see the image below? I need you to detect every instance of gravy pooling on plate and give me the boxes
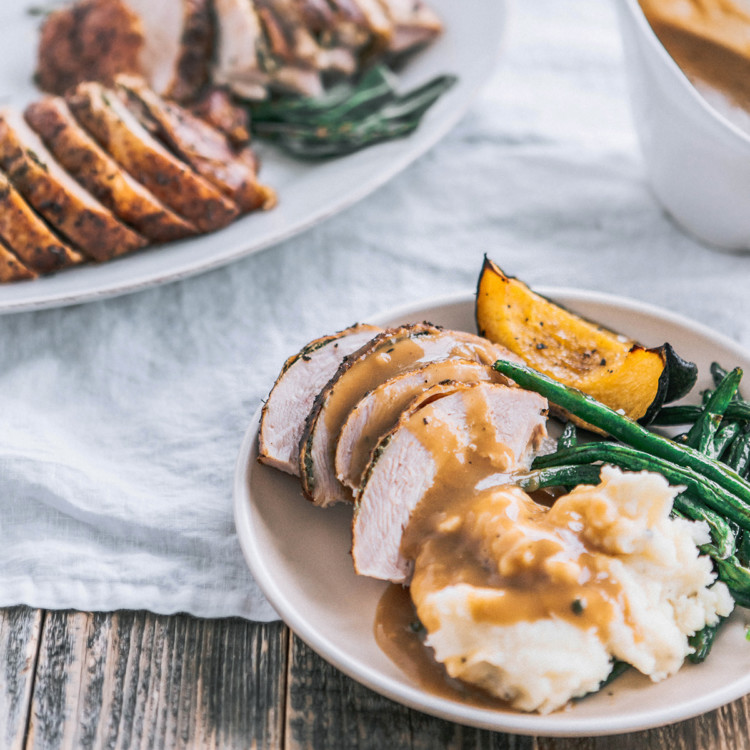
[374,583,508,710]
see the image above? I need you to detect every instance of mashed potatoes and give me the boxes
[410,466,735,714]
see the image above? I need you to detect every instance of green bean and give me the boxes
[251,72,457,158]
[250,66,396,122]
[715,557,750,607]
[675,493,736,559]
[557,422,578,450]
[684,368,742,452]
[513,464,601,493]
[737,530,750,567]
[650,406,701,426]
[532,441,750,530]
[712,362,744,400]
[688,620,724,663]
[721,403,750,421]
[493,360,750,512]
[652,402,750,426]
[710,422,743,461]
[725,432,750,475]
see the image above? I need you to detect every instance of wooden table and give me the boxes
[2,607,749,749]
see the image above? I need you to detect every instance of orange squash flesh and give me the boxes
[475,257,667,423]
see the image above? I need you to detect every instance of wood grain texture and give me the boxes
[26,611,286,750]
[0,606,43,750]
[286,632,750,750]
[285,633,534,750]
[0,608,747,749]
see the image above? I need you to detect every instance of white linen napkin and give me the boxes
[2,0,750,621]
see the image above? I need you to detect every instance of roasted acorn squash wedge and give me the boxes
[475,257,697,426]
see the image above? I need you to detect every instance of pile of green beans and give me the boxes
[249,66,457,158]
[495,359,750,663]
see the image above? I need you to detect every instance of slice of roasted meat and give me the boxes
[35,0,144,95]
[24,97,196,244]
[122,0,214,103]
[67,82,239,232]
[307,0,373,52]
[188,88,252,148]
[0,238,36,282]
[335,358,508,492]
[0,110,147,262]
[352,382,548,583]
[115,76,276,212]
[299,323,520,507]
[255,0,357,75]
[0,172,83,274]
[213,0,323,100]
[345,0,393,55]
[377,0,442,55]
[258,323,382,475]
[213,0,273,101]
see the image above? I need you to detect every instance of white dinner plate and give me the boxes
[0,0,508,314]
[234,290,750,737]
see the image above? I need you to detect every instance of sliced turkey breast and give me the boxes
[352,381,548,583]
[253,6,325,97]
[188,88,252,147]
[0,172,83,274]
[213,0,323,100]
[115,76,275,213]
[213,0,270,101]
[349,0,394,53]
[376,0,442,55]
[24,97,196,243]
[35,0,144,96]
[290,0,364,65]
[258,323,382,475]
[299,323,519,507]
[256,0,357,75]
[123,0,214,103]
[67,82,239,232]
[336,358,509,492]
[0,110,146,262]
[0,238,36,282]
[314,0,373,51]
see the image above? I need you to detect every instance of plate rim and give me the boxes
[233,288,750,737]
[0,0,511,314]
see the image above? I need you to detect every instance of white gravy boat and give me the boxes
[615,0,750,251]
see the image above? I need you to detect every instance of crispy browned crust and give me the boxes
[0,115,146,262]
[258,323,381,466]
[116,76,275,213]
[35,0,144,95]
[188,88,251,148]
[298,322,439,502]
[0,172,83,274]
[25,97,196,243]
[165,0,215,103]
[0,238,36,282]
[67,82,239,232]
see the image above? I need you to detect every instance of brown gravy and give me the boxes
[373,583,509,709]
[399,385,630,640]
[368,384,640,703]
[640,0,750,112]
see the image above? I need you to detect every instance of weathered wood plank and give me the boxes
[0,606,43,750]
[534,697,750,750]
[285,634,534,750]
[287,634,750,750]
[26,611,286,750]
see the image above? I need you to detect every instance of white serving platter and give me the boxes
[0,0,508,313]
